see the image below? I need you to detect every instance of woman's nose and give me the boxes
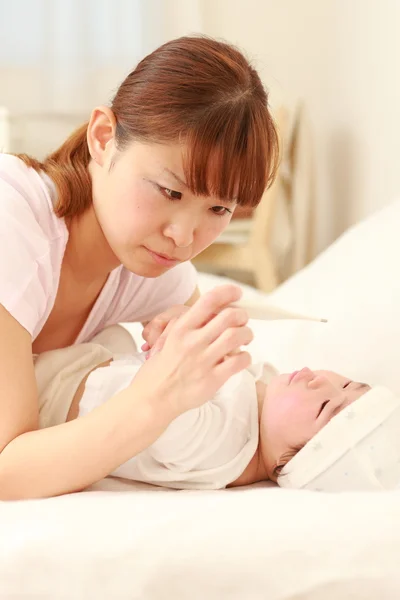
[163,220,195,248]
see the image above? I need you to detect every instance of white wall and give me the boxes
[202,0,400,252]
[2,1,399,253]
[0,0,205,162]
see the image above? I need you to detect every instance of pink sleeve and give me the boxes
[105,260,198,325]
[0,166,54,337]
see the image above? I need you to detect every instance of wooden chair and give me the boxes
[193,108,286,293]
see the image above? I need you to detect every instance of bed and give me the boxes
[2,200,400,599]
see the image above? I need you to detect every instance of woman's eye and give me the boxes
[160,186,182,200]
[343,380,352,389]
[211,206,233,217]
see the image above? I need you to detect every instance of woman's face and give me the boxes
[91,140,236,277]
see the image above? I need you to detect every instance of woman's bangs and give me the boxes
[182,103,278,207]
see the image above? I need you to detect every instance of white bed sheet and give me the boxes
[3,199,400,599]
[2,481,400,599]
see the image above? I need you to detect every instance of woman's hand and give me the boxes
[141,305,190,353]
[132,284,253,417]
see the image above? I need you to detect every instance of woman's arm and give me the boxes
[0,385,173,500]
[0,284,252,500]
[0,305,174,500]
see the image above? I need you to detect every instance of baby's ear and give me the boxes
[272,464,284,482]
[274,445,305,481]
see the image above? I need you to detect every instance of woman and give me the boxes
[0,35,278,499]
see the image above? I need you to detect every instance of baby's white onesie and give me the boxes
[79,354,277,489]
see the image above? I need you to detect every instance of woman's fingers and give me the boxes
[213,351,252,383]
[204,325,254,365]
[147,317,179,359]
[143,286,245,351]
[199,306,249,345]
[164,288,252,370]
[134,289,255,415]
[142,305,189,348]
[178,284,243,331]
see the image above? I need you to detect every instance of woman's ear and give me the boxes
[87,106,117,167]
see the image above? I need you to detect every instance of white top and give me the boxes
[78,355,277,490]
[34,334,277,490]
[0,154,197,341]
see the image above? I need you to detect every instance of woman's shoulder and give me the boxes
[0,153,66,242]
[0,154,67,337]
[0,153,44,198]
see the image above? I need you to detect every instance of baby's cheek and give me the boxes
[266,389,314,432]
[274,390,303,413]
[264,391,296,428]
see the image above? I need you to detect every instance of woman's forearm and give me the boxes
[0,384,173,500]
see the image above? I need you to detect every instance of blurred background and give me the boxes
[1,0,399,290]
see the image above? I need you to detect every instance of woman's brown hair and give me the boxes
[17,35,279,219]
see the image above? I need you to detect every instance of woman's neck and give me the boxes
[64,205,120,284]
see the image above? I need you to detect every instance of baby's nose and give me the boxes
[298,367,315,380]
[291,367,316,386]
[307,373,329,390]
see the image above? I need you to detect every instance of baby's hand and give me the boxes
[141,305,190,353]
[131,284,253,417]
[145,317,179,360]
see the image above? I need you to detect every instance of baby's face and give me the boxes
[259,368,370,480]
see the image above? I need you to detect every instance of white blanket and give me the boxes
[3,199,400,599]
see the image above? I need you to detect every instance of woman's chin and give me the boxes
[120,257,171,278]
[116,245,180,277]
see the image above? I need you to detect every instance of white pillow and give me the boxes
[244,199,400,394]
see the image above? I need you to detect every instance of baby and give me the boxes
[35,325,376,491]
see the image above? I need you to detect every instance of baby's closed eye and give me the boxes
[317,400,329,418]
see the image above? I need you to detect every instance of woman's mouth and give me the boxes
[289,370,299,384]
[145,248,179,267]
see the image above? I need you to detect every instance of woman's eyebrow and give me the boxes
[162,168,237,203]
[163,168,188,188]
